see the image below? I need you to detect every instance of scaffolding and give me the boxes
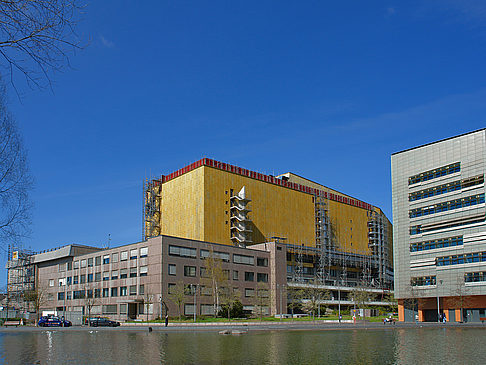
[367,210,392,288]
[315,190,331,284]
[143,178,162,241]
[6,245,35,312]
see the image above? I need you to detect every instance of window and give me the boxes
[59,263,65,272]
[94,289,101,298]
[140,247,148,258]
[140,266,148,277]
[111,287,118,297]
[200,249,230,262]
[184,304,195,316]
[73,261,79,269]
[408,162,460,185]
[81,259,87,268]
[234,254,254,265]
[67,292,72,300]
[245,288,255,297]
[94,272,101,282]
[257,258,268,267]
[245,272,254,281]
[257,273,268,282]
[102,288,109,297]
[409,194,485,218]
[139,284,145,296]
[120,268,128,279]
[411,276,436,286]
[111,270,118,280]
[73,290,85,299]
[49,279,54,287]
[130,267,137,278]
[87,273,93,282]
[436,251,486,267]
[73,276,79,284]
[121,251,128,261]
[88,258,93,267]
[168,283,176,294]
[95,256,101,266]
[223,269,230,280]
[67,277,72,285]
[67,262,72,271]
[120,286,127,296]
[201,286,212,296]
[103,272,109,281]
[130,249,137,260]
[168,264,176,276]
[103,255,110,265]
[200,267,208,278]
[169,245,196,258]
[184,266,196,277]
[129,285,137,295]
[410,236,463,252]
[87,289,93,298]
[112,253,119,263]
[233,270,239,280]
[80,274,86,284]
[102,305,117,315]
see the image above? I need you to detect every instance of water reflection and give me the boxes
[0,328,485,364]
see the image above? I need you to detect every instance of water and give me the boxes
[0,327,484,364]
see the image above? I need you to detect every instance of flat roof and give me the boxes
[392,128,486,156]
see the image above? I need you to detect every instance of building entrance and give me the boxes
[128,303,137,320]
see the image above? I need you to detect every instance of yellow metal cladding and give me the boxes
[203,166,315,246]
[327,199,370,254]
[153,163,389,257]
[159,167,205,241]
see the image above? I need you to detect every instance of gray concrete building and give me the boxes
[392,129,486,322]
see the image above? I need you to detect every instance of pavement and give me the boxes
[1,320,485,333]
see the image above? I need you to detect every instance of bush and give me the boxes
[218,300,244,318]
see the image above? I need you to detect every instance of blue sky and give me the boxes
[2,0,486,286]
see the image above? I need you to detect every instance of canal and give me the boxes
[0,327,484,364]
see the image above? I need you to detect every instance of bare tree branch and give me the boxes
[0,0,86,91]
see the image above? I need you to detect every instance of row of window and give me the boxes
[464,271,486,283]
[59,247,148,272]
[409,194,485,218]
[410,236,463,252]
[167,283,269,298]
[168,263,268,282]
[436,251,486,266]
[411,276,436,286]
[57,284,145,300]
[168,245,268,267]
[410,217,485,235]
[409,175,484,202]
[408,162,460,185]
[49,267,148,287]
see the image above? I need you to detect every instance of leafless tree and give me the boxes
[201,248,227,316]
[287,287,304,320]
[0,89,32,245]
[220,287,240,321]
[252,282,270,321]
[168,280,185,321]
[352,280,372,321]
[0,0,86,91]
[83,284,97,323]
[143,291,154,322]
[23,284,46,324]
[302,281,331,320]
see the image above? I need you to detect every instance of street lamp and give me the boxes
[191,284,199,323]
[436,279,443,323]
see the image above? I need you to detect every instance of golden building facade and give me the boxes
[144,158,393,288]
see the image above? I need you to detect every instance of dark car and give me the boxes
[38,316,72,327]
[89,318,120,327]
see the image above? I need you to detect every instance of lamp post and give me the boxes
[436,279,443,323]
[192,284,198,323]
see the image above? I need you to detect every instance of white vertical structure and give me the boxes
[392,129,486,322]
[230,186,253,247]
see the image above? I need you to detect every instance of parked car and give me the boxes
[38,316,72,327]
[89,318,120,327]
